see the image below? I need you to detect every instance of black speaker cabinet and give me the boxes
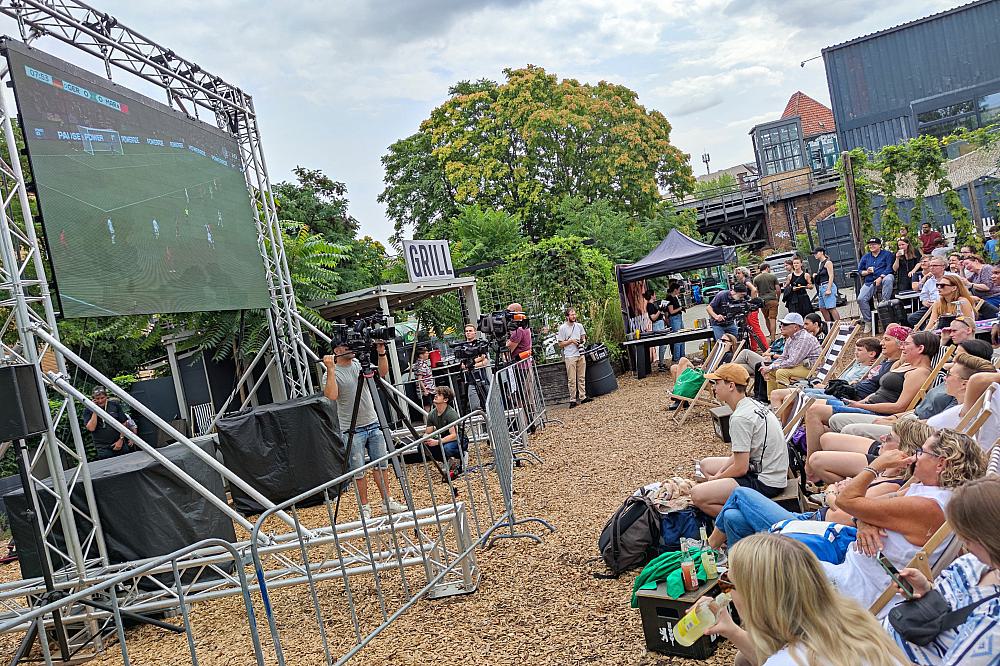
[0,363,48,440]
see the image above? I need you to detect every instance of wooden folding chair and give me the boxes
[956,383,996,438]
[805,321,857,386]
[668,338,737,425]
[770,393,815,512]
[907,344,956,410]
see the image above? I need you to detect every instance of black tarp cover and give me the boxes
[617,229,736,283]
[215,394,348,515]
[4,439,235,581]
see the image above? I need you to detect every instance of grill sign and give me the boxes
[402,240,455,282]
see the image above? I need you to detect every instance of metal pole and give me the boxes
[33,326,300,531]
[164,340,190,427]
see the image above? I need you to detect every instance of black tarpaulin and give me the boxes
[4,439,235,581]
[618,229,736,283]
[215,394,348,515]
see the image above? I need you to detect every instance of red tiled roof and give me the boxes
[781,91,835,138]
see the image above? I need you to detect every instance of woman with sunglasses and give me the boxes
[884,475,1000,665]
[825,429,986,611]
[806,353,994,483]
[925,274,976,331]
[696,533,908,666]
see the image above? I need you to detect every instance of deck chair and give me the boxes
[956,383,996,438]
[770,393,815,512]
[803,321,857,386]
[911,307,932,331]
[668,338,739,425]
[869,441,1000,616]
[907,344,956,410]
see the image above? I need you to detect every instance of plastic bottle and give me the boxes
[699,525,710,548]
[675,593,731,647]
[701,549,718,579]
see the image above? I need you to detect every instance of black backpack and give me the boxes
[597,494,661,577]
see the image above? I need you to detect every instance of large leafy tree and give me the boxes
[381,66,694,241]
[273,167,359,241]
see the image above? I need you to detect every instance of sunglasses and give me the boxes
[718,571,735,593]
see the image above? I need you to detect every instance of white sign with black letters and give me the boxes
[402,239,455,282]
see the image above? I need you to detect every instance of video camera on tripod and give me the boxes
[331,315,396,360]
[476,309,530,340]
[723,296,765,322]
[451,338,491,363]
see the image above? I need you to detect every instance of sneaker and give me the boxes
[569,401,578,408]
[385,498,408,513]
[361,504,372,521]
[581,397,593,404]
[667,400,682,411]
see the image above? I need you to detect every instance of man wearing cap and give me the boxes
[758,312,821,397]
[690,363,789,517]
[82,387,136,460]
[856,237,895,332]
[705,283,748,340]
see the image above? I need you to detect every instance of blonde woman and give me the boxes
[925,274,975,330]
[698,533,908,666]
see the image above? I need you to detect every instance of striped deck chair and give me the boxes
[805,321,856,386]
[907,344,956,410]
[669,338,740,425]
[770,392,815,511]
[956,383,997,438]
[869,442,1000,616]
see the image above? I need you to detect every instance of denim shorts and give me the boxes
[816,282,838,309]
[343,422,390,472]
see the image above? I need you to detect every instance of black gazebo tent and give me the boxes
[618,229,735,283]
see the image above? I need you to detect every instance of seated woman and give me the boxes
[768,336,882,409]
[803,327,935,460]
[807,354,994,483]
[699,533,909,666]
[885,475,1000,665]
[925,274,976,331]
[707,417,931,549]
[825,429,986,611]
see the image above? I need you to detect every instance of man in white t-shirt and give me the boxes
[691,363,789,517]
[556,307,591,408]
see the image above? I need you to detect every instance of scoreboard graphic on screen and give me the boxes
[3,38,270,318]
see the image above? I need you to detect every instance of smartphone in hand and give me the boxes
[877,551,915,600]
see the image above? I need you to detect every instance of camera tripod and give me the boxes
[733,313,768,353]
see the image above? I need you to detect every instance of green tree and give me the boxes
[555,197,651,264]
[379,130,459,245]
[382,66,694,240]
[449,205,526,267]
[273,167,359,241]
[694,172,738,196]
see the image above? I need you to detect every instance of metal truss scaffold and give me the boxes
[0,0,315,656]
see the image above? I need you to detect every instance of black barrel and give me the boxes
[584,344,618,396]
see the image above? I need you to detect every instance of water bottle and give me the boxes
[675,593,731,647]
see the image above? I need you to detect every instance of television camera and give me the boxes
[451,339,491,363]
[331,315,396,361]
[477,309,530,340]
[724,296,764,321]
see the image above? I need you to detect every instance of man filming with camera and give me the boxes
[706,283,748,340]
[323,340,407,521]
[457,323,491,412]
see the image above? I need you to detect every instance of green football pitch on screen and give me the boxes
[4,39,270,318]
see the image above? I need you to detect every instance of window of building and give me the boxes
[807,133,840,171]
[915,90,1000,142]
[757,121,803,176]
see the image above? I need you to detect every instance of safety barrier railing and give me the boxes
[247,405,550,666]
[0,539,264,666]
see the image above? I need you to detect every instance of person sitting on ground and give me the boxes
[697,533,909,666]
[823,429,986,611]
[690,364,788,517]
[926,274,976,331]
[803,312,827,344]
[758,313,822,398]
[884,475,1000,665]
[707,418,932,550]
[768,337,885,409]
[424,386,465,478]
[830,339,994,443]
[803,327,935,461]
[807,354,994,483]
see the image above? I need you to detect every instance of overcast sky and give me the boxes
[10,0,958,244]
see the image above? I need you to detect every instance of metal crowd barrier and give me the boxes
[0,364,553,665]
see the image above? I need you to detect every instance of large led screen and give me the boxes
[3,39,270,318]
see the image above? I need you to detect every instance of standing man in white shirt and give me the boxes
[557,307,591,408]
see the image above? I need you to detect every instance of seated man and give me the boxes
[690,364,789,517]
[424,387,465,477]
[758,313,821,398]
[768,337,882,409]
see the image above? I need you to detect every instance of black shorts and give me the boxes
[866,440,881,463]
[734,474,785,498]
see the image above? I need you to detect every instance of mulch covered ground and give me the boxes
[1,369,739,665]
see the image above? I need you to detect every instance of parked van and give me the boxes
[763,251,798,283]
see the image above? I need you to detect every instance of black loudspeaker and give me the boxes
[0,363,48,440]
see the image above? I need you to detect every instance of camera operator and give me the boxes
[83,386,138,460]
[323,340,407,520]
[505,302,532,360]
[706,283,748,340]
[459,323,491,412]
[643,289,668,371]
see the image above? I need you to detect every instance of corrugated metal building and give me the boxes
[823,0,1000,153]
